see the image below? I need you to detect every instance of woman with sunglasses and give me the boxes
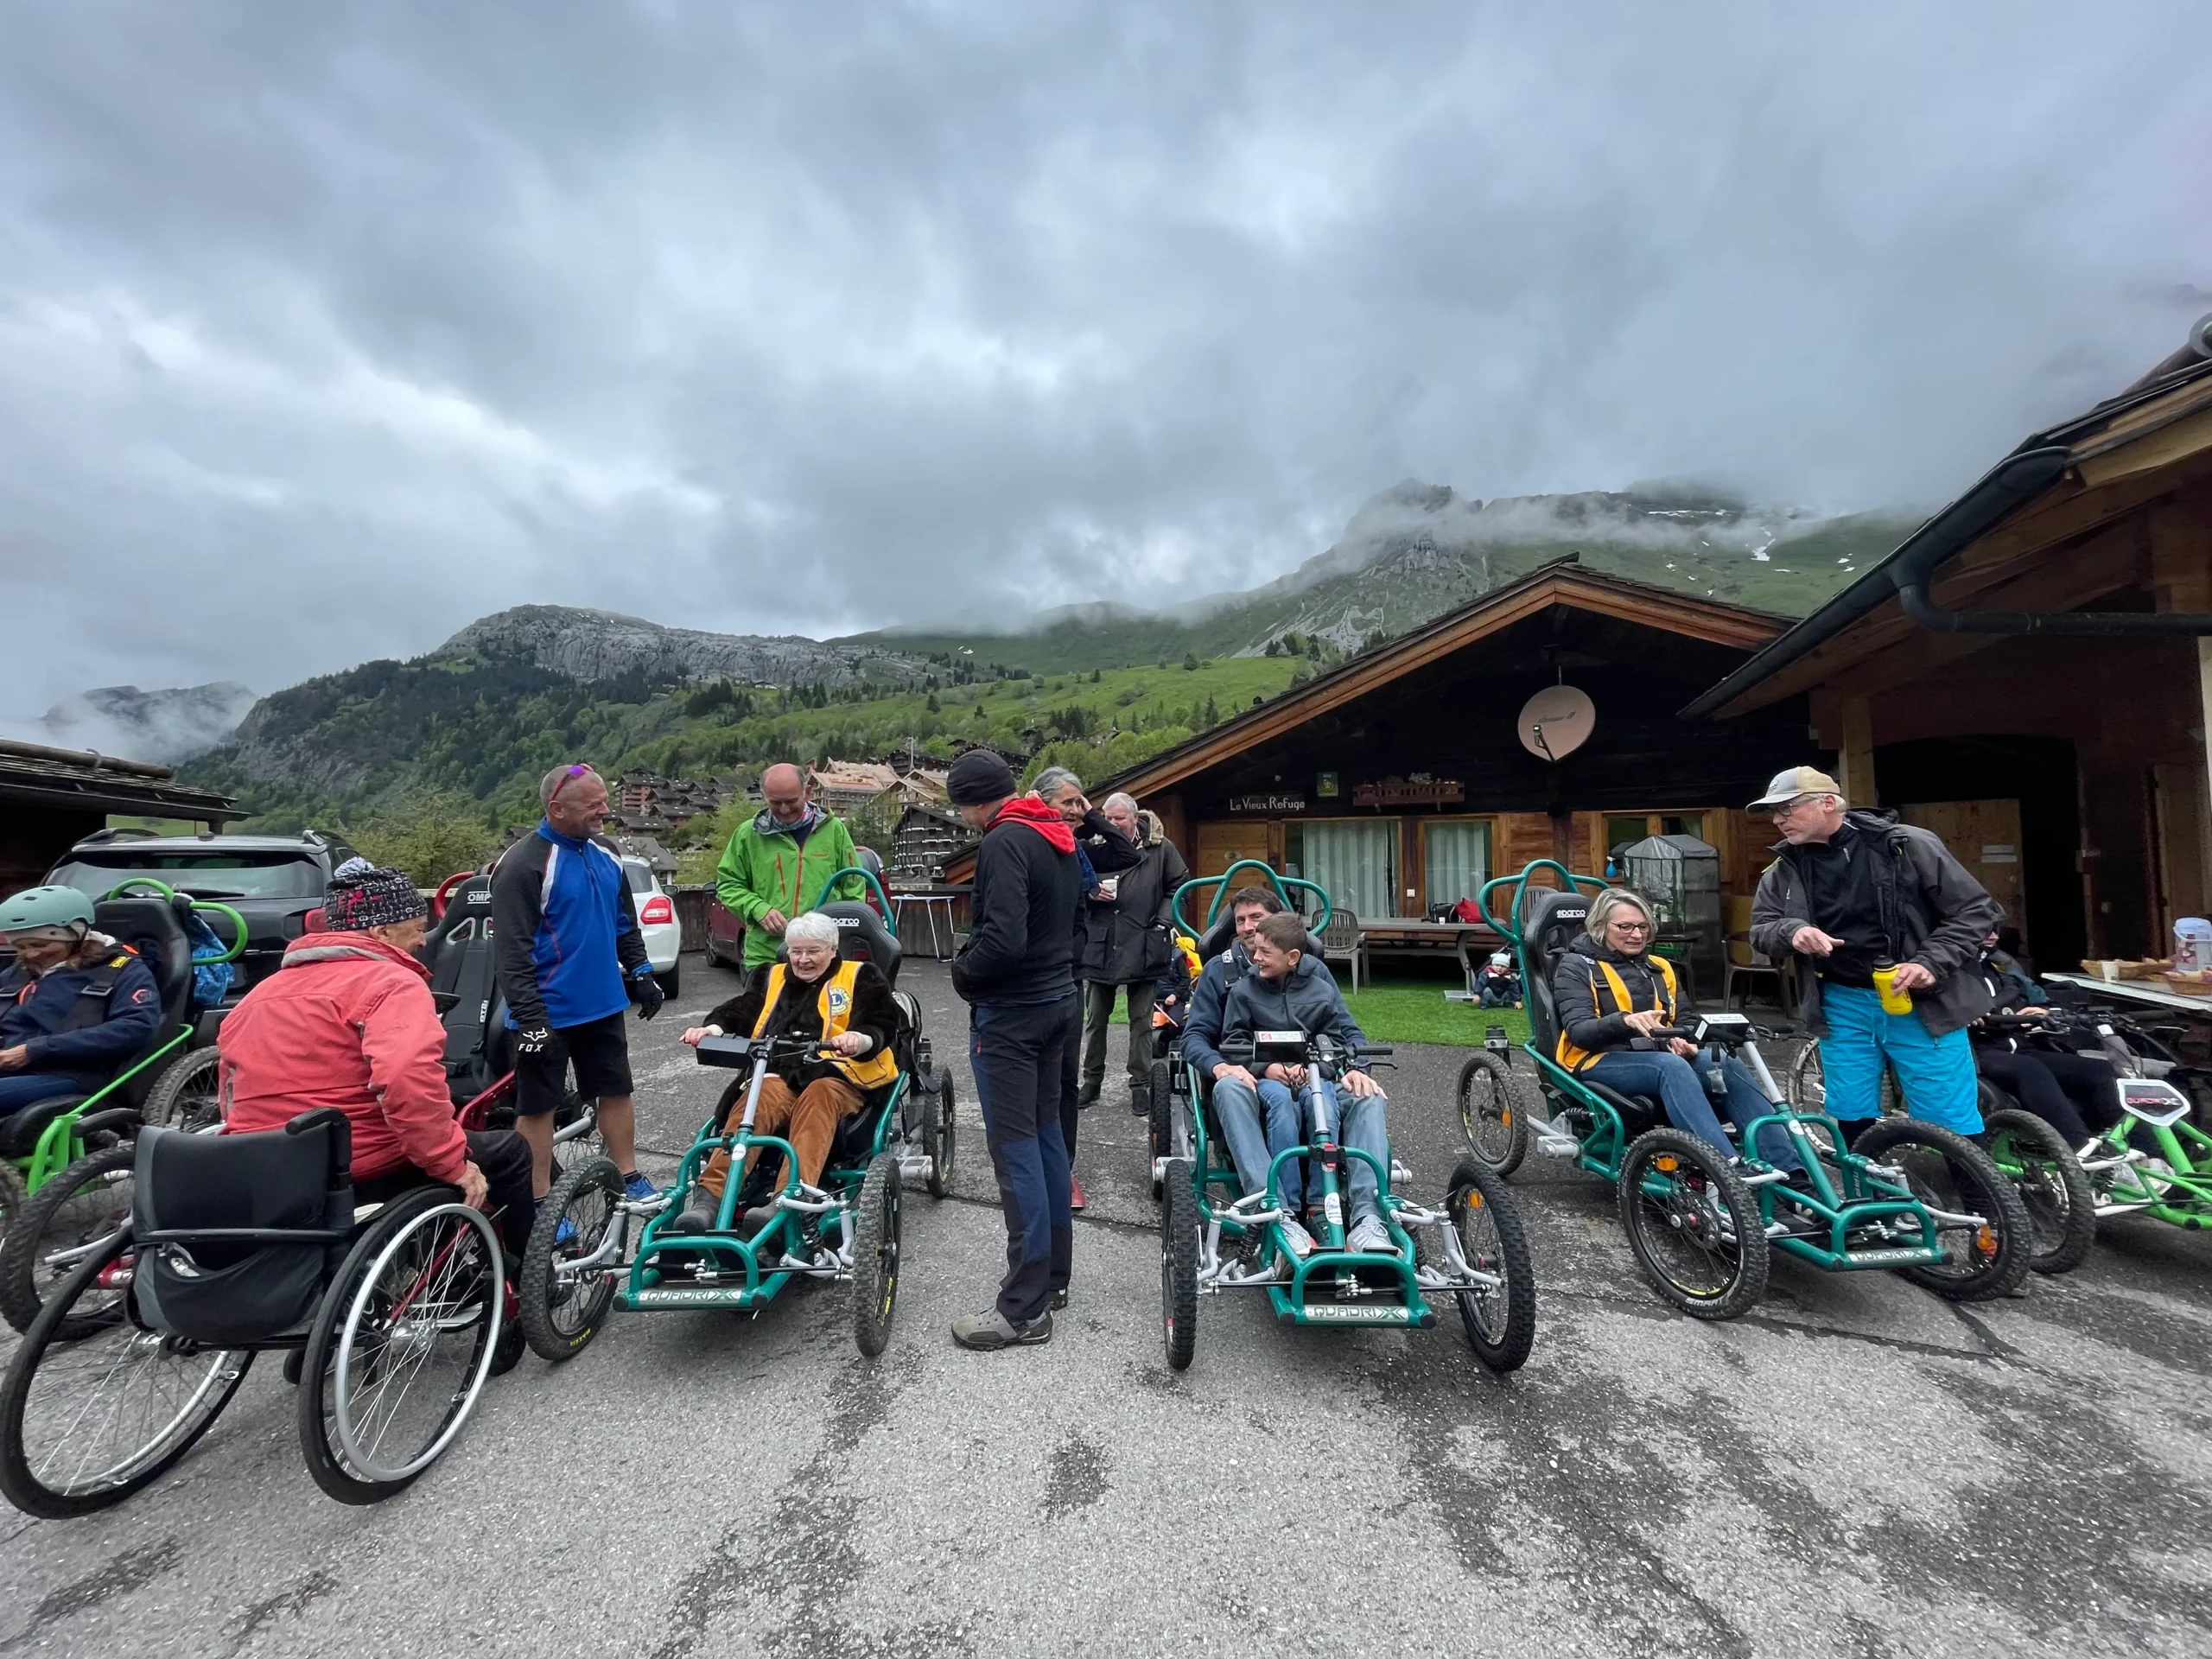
[1552,887,1802,1171]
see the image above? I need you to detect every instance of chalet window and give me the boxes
[1285,819,1399,920]
[1421,819,1493,910]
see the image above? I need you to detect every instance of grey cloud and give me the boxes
[0,1,2205,723]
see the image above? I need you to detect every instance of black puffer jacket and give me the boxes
[1550,934,1675,1058]
[1080,817,1190,985]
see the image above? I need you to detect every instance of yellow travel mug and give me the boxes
[1871,959,1912,1016]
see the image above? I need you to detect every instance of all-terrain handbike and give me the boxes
[516,870,951,1363]
[1149,861,1536,1372]
[1472,860,2031,1319]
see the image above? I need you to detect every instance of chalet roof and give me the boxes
[0,737,238,823]
[1095,559,1789,801]
[810,761,900,792]
[1682,347,2212,720]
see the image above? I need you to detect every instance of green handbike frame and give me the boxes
[1169,858,1332,939]
[1477,860,1956,1275]
[2086,1106,2212,1230]
[5,877,247,1194]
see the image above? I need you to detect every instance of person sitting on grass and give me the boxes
[675,911,899,1239]
[1183,911,1395,1258]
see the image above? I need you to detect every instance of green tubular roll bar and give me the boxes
[1169,858,1332,938]
[100,877,248,963]
[809,866,894,916]
[1474,860,1605,950]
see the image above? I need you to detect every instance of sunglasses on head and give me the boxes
[549,764,592,804]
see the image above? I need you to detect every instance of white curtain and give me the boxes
[1295,820,1400,920]
[1424,821,1492,906]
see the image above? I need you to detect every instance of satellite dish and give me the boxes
[1518,684,1596,761]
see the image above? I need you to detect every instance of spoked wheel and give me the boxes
[143,1047,223,1134]
[550,1095,603,1180]
[1442,1154,1536,1371]
[298,1188,503,1505]
[1148,1058,1173,1201]
[1983,1105,2096,1276]
[0,1231,252,1519]
[520,1156,623,1363]
[922,1072,955,1201]
[1457,1052,1529,1176]
[1160,1159,1198,1370]
[0,1143,136,1337]
[1852,1118,2032,1301]
[1617,1128,1769,1320]
[851,1152,902,1357]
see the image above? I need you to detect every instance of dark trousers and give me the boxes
[1080,980,1158,1096]
[969,997,1075,1323]
[1062,995,1083,1166]
[356,1128,536,1263]
[1976,1048,2123,1144]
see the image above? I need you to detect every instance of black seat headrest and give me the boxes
[807,901,902,990]
[425,872,495,954]
[1521,887,1593,971]
[92,895,194,1056]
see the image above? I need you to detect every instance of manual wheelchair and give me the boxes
[1472,861,2031,1319]
[1147,861,1536,1373]
[0,1109,505,1518]
[517,869,952,1363]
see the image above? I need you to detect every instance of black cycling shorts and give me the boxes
[515,1010,633,1116]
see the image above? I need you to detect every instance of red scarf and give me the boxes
[991,796,1077,853]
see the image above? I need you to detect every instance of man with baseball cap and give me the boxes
[1746,766,2000,1140]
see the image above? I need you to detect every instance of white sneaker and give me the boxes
[1277,1217,1318,1257]
[1345,1215,1395,1255]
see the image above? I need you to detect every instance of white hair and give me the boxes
[1102,791,1138,816]
[784,911,842,950]
[1031,765,1084,798]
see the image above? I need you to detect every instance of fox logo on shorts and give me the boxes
[827,988,850,1017]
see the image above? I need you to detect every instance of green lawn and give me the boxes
[1098,968,1530,1049]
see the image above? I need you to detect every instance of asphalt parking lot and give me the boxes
[5,955,2212,1658]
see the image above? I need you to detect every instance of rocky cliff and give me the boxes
[437,605,931,690]
[38,681,259,764]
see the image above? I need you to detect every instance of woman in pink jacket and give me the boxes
[219,861,534,1259]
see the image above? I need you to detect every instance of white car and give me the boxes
[622,856,683,994]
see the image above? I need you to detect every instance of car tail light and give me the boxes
[639,897,674,925]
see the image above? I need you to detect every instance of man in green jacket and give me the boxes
[715,763,866,971]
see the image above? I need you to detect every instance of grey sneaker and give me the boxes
[1277,1217,1319,1257]
[1345,1215,1395,1255]
[950,1309,1053,1350]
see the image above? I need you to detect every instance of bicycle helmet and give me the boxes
[0,884,96,935]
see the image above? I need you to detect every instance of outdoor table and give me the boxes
[2043,972,2212,1020]
[1359,918,1503,996]
[888,890,963,962]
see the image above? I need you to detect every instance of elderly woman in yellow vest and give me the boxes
[1552,887,1802,1172]
[675,911,899,1229]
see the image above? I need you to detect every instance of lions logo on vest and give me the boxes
[827,987,850,1018]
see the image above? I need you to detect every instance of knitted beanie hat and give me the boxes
[323,857,429,931]
[946,747,1017,806]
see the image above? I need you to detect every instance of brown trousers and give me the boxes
[697,1073,862,1198]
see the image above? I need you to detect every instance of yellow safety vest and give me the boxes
[751,960,900,1090]
[1555,954,1679,1073]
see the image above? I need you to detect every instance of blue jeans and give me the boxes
[0,1073,95,1116]
[1309,1081,1390,1230]
[1583,1048,1802,1170]
[1818,982,1981,1135]
[1212,1075,1391,1227]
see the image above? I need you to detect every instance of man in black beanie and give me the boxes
[944,747,1084,1349]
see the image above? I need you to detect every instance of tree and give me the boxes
[1182,652,1201,671]
[1264,638,1281,657]
[1089,667,1102,683]
[925,692,940,713]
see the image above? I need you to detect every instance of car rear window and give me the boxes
[623,861,656,894]
[50,851,326,901]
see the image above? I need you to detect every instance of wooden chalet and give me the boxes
[1684,330,2212,968]
[0,737,238,893]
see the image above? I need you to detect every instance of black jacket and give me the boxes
[704,957,898,1085]
[1551,935,1675,1057]
[1751,809,2001,1039]
[952,809,1084,1007]
[1081,823,1190,985]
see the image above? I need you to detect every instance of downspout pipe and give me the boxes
[1891,445,2212,635]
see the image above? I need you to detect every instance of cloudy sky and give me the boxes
[2,2,2205,723]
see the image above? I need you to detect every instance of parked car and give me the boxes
[45,828,361,994]
[622,855,683,995]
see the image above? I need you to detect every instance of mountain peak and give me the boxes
[440,604,929,689]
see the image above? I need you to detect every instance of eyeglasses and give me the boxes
[1609,919,1652,934]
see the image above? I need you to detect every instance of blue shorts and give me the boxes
[1816,982,1981,1135]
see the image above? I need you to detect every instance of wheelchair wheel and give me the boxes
[297,1187,503,1505]
[1147,1059,1173,1200]
[1617,1128,1768,1321]
[0,1163,28,1266]
[1457,1052,1529,1176]
[850,1152,901,1357]
[520,1156,623,1363]
[1443,1154,1536,1372]
[921,1071,955,1201]
[1984,1107,2095,1276]
[0,1142,135,1337]
[143,1046,222,1134]
[550,1093,603,1178]
[1851,1118,2032,1301]
[0,1231,252,1519]
[1160,1159,1198,1370]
